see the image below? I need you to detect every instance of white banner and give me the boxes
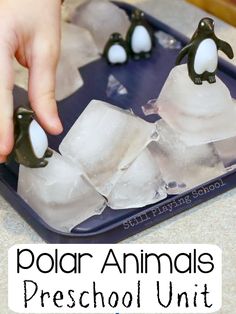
[8,244,222,313]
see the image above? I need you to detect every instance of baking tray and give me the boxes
[1,1,236,243]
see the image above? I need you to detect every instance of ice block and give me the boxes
[59,100,157,196]
[18,152,106,232]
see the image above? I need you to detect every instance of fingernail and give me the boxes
[49,117,63,135]
[0,155,6,163]
[0,143,10,156]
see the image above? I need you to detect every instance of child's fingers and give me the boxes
[0,45,15,159]
[0,155,6,163]
[28,40,63,135]
[0,91,14,160]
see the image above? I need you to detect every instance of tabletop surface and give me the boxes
[0,1,235,314]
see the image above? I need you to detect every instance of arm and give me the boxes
[175,44,191,65]
[217,38,234,59]
[0,0,63,163]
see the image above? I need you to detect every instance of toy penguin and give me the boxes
[176,17,234,85]
[9,107,53,168]
[103,33,128,65]
[126,9,155,60]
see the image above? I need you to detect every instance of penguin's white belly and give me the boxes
[131,25,152,53]
[29,120,48,159]
[108,44,127,64]
[194,39,218,75]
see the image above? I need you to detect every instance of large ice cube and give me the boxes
[59,100,157,196]
[108,148,167,209]
[17,152,106,232]
[155,64,236,146]
[56,23,100,100]
[149,119,226,194]
[69,0,130,52]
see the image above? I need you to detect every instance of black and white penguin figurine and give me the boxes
[9,107,53,168]
[176,17,234,84]
[103,33,128,65]
[126,9,155,60]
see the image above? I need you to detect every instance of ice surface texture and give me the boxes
[108,148,167,209]
[18,152,106,232]
[70,0,130,53]
[59,100,157,197]
[149,120,225,194]
[155,64,236,146]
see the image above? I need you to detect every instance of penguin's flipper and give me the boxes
[217,39,234,59]
[176,44,191,65]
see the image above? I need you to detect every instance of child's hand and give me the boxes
[0,0,63,162]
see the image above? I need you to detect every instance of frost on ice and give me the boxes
[69,0,130,52]
[17,152,106,232]
[59,100,157,197]
[155,64,236,146]
[108,148,167,209]
[149,119,225,194]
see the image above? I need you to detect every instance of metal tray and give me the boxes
[1,1,236,243]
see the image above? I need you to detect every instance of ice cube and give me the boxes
[214,137,236,169]
[56,59,84,101]
[69,0,130,52]
[142,98,158,116]
[108,148,167,209]
[149,119,226,194]
[106,75,128,98]
[155,31,182,49]
[155,64,236,146]
[61,0,85,22]
[56,56,84,101]
[56,23,100,100]
[60,22,99,69]
[59,100,157,196]
[17,151,106,232]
